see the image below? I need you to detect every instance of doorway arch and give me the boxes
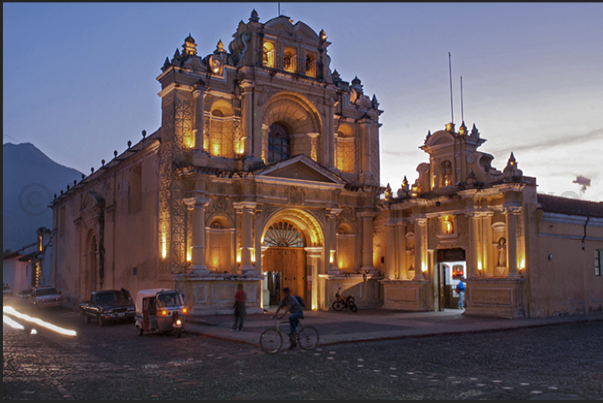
[261,209,324,307]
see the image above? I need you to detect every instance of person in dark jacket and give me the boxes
[231,283,246,331]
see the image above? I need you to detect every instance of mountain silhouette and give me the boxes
[3,142,83,252]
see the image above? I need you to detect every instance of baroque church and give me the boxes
[51,10,603,318]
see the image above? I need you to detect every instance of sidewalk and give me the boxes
[184,308,603,347]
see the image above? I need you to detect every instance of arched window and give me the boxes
[305,52,316,77]
[441,160,453,187]
[263,41,275,68]
[268,122,290,163]
[264,221,305,248]
[283,47,296,73]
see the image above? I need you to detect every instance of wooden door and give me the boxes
[264,247,306,304]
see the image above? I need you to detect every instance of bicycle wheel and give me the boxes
[349,301,358,312]
[260,328,282,354]
[297,326,319,350]
[332,301,344,311]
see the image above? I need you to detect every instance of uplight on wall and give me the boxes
[161,234,167,260]
[186,247,192,262]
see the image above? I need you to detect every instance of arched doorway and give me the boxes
[263,220,306,306]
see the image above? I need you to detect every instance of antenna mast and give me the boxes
[278,2,281,16]
[460,76,464,123]
[449,52,454,124]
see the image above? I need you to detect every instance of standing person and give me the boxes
[272,287,303,349]
[456,277,466,310]
[231,283,246,332]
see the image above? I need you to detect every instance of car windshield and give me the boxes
[157,292,183,307]
[35,288,59,296]
[96,291,127,304]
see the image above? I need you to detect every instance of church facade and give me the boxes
[50,11,603,318]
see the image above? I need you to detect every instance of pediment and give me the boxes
[255,154,345,185]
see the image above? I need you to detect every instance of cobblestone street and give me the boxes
[3,308,603,400]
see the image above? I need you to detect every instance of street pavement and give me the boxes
[185,307,603,347]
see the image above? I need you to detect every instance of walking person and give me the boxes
[272,287,304,349]
[456,277,466,310]
[231,283,246,331]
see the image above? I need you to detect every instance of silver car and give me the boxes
[30,287,63,308]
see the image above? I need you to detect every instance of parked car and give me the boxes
[79,289,135,326]
[12,288,33,307]
[30,286,63,308]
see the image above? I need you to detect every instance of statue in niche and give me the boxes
[441,160,453,187]
[497,237,507,267]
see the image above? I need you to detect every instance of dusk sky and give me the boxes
[4,3,602,202]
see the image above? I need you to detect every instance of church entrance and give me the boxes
[434,248,466,310]
[262,221,307,307]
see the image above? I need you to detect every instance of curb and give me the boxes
[183,315,603,348]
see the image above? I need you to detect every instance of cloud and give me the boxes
[491,128,603,155]
[572,175,591,193]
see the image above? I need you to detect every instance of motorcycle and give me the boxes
[332,287,357,312]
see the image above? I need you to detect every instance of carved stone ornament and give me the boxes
[286,186,305,206]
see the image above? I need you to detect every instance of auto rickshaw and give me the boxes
[134,288,187,337]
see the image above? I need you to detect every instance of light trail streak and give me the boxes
[3,314,25,330]
[3,306,77,337]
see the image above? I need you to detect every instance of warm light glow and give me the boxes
[520,258,525,270]
[236,253,241,263]
[182,308,187,314]
[478,261,482,271]
[3,306,76,336]
[186,248,192,262]
[161,310,168,316]
[251,249,256,263]
[421,262,427,272]
[329,250,335,264]
[445,122,454,132]
[176,319,182,325]
[161,233,167,259]
[3,314,25,330]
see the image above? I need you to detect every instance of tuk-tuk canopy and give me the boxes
[135,289,183,313]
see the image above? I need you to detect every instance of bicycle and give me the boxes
[259,315,319,354]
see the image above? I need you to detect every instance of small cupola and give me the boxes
[183,34,197,56]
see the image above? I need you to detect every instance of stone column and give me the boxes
[413,217,427,280]
[192,86,206,150]
[385,220,396,279]
[234,202,257,274]
[396,221,407,279]
[184,197,210,275]
[327,208,343,274]
[308,132,320,162]
[327,101,335,168]
[240,80,254,157]
[481,212,493,277]
[466,211,480,278]
[504,205,521,278]
[305,247,322,311]
[358,211,378,274]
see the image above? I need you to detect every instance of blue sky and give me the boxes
[3,3,602,201]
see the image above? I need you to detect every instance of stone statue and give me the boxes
[497,238,507,267]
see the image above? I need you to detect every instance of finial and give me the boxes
[249,9,259,22]
[91,167,94,173]
[127,140,132,148]
[142,130,146,138]
[459,121,467,135]
[101,159,105,166]
[319,29,327,41]
[54,194,57,199]
[470,123,479,138]
[82,174,86,179]
[173,48,181,59]
[66,185,70,190]
[162,57,170,71]
[74,180,77,185]
[114,150,118,158]
[425,130,432,142]
[60,190,63,195]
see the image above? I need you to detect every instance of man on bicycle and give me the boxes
[273,287,303,349]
